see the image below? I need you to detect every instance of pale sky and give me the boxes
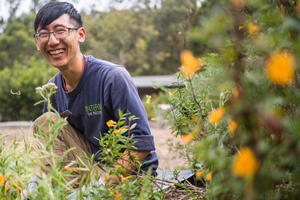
[0,0,135,20]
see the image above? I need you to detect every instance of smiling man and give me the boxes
[33,1,158,188]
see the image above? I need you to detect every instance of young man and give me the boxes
[33,1,158,187]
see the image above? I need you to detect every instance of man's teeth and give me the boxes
[49,49,64,55]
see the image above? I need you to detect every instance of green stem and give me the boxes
[188,79,203,119]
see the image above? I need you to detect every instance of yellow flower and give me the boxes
[205,172,212,181]
[180,50,203,79]
[231,147,259,179]
[106,120,115,127]
[195,170,204,177]
[248,22,259,36]
[181,127,198,144]
[265,51,295,86]
[228,118,238,136]
[145,95,151,104]
[169,91,177,98]
[208,107,225,125]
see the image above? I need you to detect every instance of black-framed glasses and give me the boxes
[34,26,81,43]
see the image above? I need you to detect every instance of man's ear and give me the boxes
[78,27,86,44]
[35,40,40,51]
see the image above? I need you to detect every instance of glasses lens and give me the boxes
[37,32,49,43]
[36,27,76,43]
[54,28,68,39]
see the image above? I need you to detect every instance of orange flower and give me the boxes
[113,129,121,134]
[205,172,212,181]
[195,170,204,177]
[113,191,121,200]
[113,126,128,134]
[0,176,4,185]
[180,50,203,79]
[181,127,198,144]
[121,175,131,183]
[208,107,225,125]
[238,25,244,30]
[248,22,259,36]
[231,147,259,179]
[230,0,245,10]
[265,51,295,86]
[168,91,177,98]
[233,86,239,99]
[228,118,238,136]
[108,189,122,200]
[0,176,8,190]
[106,120,115,127]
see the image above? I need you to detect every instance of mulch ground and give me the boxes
[164,185,206,200]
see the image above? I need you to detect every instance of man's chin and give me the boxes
[52,63,67,70]
[48,59,67,70]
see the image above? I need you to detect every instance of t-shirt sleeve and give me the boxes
[105,67,155,151]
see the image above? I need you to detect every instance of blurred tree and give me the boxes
[150,0,199,74]
[6,0,21,24]
[0,56,56,121]
[83,9,162,75]
[0,13,39,70]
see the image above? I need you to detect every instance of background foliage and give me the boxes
[0,0,199,121]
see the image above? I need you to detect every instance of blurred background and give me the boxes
[0,0,201,121]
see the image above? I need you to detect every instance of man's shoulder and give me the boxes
[85,55,122,69]
[48,72,61,84]
[85,55,129,78]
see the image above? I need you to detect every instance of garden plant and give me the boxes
[164,0,300,199]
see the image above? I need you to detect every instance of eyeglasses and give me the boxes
[34,25,81,43]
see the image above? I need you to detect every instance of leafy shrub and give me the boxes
[165,0,300,199]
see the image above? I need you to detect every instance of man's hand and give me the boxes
[101,150,150,185]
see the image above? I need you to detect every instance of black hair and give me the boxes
[34,1,82,32]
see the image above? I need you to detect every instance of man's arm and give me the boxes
[100,150,150,185]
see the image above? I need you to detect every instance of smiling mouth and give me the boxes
[48,49,65,56]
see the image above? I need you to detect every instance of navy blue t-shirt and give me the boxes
[43,55,158,174]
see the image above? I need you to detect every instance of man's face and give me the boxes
[35,14,85,70]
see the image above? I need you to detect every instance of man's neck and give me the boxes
[60,53,84,92]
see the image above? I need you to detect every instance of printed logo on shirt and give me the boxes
[85,104,102,116]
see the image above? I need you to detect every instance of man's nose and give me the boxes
[48,32,59,45]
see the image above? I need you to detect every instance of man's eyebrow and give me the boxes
[37,24,66,32]
[53,24,67,28]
